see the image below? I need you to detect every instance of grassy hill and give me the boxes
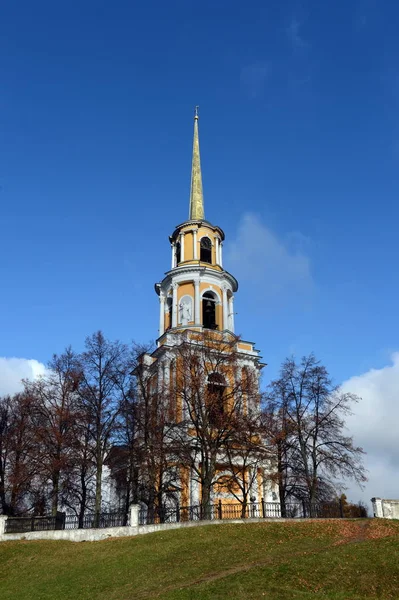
[1,519,399,599]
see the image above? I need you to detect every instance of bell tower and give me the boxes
[155,108,238,338]
[135,109,275,510]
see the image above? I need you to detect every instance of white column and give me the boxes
[172,284,178,328]
[222,286,228,330]
[194,280,200,325]
[0,515,7,536]
[371,498,384,518]
[191,470,201,505]
[171,243,176,269]
[180,232,185,262]
[159,293,165,336]
[228,295,234,332]
[249,467,258,504]
[215,237,220,264]
[164,362,170,387]
[129,504,140,527]
[219,242,223,267]
[193,229,198,260]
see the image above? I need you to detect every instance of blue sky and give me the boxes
[1,1,399,502]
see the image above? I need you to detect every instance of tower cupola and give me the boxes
[155,109,238,340]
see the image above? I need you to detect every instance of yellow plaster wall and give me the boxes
[216,303,223,330]
[164,309,171,330]
[238,342,254,351]
[183,231,194,261]
[180,466,190,506]
[178,281,194,300]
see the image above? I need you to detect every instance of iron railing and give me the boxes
[64,512,128,530]
[4,511,128,534]
[4,513,65,534]
[3,499,348,534]
[138,499,346,525]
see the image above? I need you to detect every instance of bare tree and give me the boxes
[0,393,38,515]
[77,331,129,525]
[106,343,149,517]
[174,331,255,518]
[0,395,13,514]
[23,348,81,516]
[62,412,96,528]
[217,407,271,517]
[129,344,181,520]
[266,354,367,515]
[263,388,297,517]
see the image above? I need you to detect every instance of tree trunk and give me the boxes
[78,468,87,528]
[0,463,8,515]
[277,442,286,518]
[241,495,248,518]
[309,480,318,517]
[201,475,213,520]
[94,445,102,528]
[51,470,60,517]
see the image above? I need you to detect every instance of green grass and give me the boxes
[1,519,399,599]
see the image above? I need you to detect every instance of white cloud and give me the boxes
[225,213,314,303]
[286,17,309,50]
[341,353,399,507]
[0,357,46,396]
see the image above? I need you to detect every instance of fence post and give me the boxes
[261,498,266,518]
[0,515,8,536]
[55,511,66,530]
[176,503,180,523]
[218,500,223,520]
[130,504,140,527]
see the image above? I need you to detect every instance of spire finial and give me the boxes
[189,107,204,220]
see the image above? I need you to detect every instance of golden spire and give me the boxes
[189,106,205,220]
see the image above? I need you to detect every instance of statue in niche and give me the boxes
[179,296,193,325]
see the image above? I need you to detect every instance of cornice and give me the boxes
[155,264,238,294]
[170,219,225,242]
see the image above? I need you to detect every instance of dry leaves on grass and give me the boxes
[333,520,399,546]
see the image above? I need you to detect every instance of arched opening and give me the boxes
[200,237,212,264]
[175,242,181,265]
[202,291,218,330]
[207,372,226,425]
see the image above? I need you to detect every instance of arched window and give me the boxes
[207,372,226,425]
[175,242,181,265]
[202,291,218,330]
[200,237,212,264]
